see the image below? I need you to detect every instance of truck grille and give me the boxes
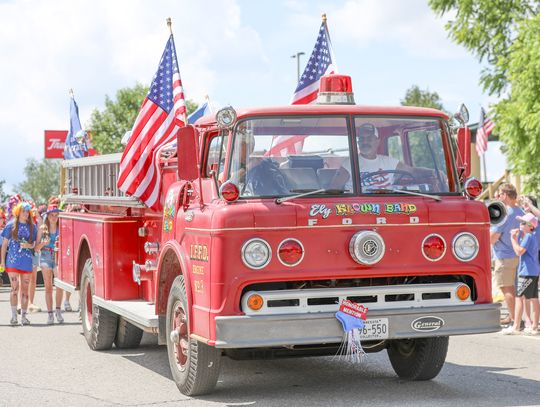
[241,283,472,316]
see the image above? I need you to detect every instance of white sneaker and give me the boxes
[64,301,73,312]
[502,326,520,335]
[10,317,18,326]
[47,313,55,325]
[55,310,64,324]
[20,315,30,326]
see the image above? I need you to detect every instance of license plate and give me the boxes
[359,318,389,340]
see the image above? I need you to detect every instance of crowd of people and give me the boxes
[491,183,540,335]
[0,194,73,326]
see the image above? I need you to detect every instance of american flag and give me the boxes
[117,34,186,210]
[475,107,494,156]
[267,18,337,156]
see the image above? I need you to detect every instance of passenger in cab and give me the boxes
[356,123,445,191]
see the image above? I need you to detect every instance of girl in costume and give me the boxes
[0,208,6,288]
[39,203,64,324]
[27,201,43,313]
[0,202,37,325]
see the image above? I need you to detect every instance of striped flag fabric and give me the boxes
[268,17,337,156]
[117,34,186,210]
[475,107,494,156]
[291,18,336,105]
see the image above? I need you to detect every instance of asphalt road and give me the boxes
[1,287,539,407]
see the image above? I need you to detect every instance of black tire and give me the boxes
[80,259,118,350]
[114,318,144,349]
[387,336,449,381]
[166,275,221,396]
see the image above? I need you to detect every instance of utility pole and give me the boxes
[291,52,305,83]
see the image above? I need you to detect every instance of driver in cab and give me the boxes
[356,123,444,191]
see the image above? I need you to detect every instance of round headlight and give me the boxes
[452,232,479,262]
[349,231,385,265]
[216,106,237,128]
[278,238,304,267]
[242,238,271,269]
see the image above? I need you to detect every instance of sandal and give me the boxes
[500,316,512,326]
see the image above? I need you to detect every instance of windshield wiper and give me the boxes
[366,188,441,201]
[275,188,328,204]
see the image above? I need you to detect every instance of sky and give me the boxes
[0,0,506,194]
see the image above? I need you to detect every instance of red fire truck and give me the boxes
[55,75,500,396]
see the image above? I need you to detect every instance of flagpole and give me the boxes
[482,153,488,184]
[205,94,213,114]
[167,17,187,125]
[69,88,74,98]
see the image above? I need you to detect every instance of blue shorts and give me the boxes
[40,250,56,271]
[32,253,40,268]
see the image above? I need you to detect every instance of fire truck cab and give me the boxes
[56,75,500,396]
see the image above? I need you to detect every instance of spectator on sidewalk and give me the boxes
[503,213,540,335]
[26,203,43,313]
[38,203,64,324]
[491,183,524,326]
[0,202,38,326]
[0,208,6,288]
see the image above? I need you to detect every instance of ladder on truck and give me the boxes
[58,153,160,335]
[60,153,145,207]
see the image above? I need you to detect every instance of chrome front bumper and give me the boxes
[214,303,501,348]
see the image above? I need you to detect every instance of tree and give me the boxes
[493,14,540,191]
[88,83,199,154]
[16,158,61,204]
[429,0,540,192]
[0,180,9,203]
[401,85,445,110]
[429,0,537,96]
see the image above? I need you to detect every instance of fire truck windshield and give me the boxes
[227,115,455,198]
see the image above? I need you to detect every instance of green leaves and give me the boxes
[430,0,540,193]
[401,85,445,110]
[87,83,149,154]
[16,159,61,204]
[87,84,200,155]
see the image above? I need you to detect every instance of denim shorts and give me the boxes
[32,253,40,268]
[40,249,56,271]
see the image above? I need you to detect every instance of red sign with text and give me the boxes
[44,130,97,159]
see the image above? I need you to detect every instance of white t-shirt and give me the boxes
[359,155,399,190]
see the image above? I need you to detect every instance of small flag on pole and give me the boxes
[117,21,187,210]
[475,107,494,156]
[188,100,211,124]
[268,14,337,156]
[64,92,89,160]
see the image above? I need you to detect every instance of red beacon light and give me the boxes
[464,177,483,199]
[317,74,355,105]
[219,181,240,203]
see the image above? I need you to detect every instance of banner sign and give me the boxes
[44,130,97,159]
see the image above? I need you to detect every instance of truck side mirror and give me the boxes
[456,127,471,180]
[177,125,199,181]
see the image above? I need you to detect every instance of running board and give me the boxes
[54,278,77,294]
[93,296,159,333]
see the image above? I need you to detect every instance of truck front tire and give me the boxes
[166,275,221,396]
[387,336,449,381]
[80,259,118,350]
[114,318,144,349]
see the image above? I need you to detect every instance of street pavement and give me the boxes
[0,287,539,407]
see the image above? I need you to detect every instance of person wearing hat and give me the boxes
[355,123,444,191]
[38,204,64,324]
[503,212,540,335]
[0,201,38,325]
